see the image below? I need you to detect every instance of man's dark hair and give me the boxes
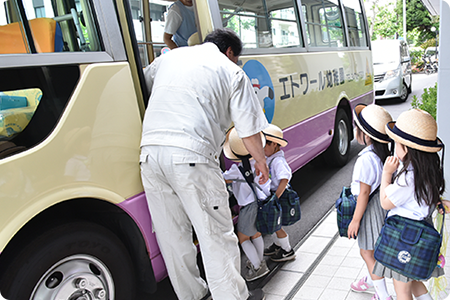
[204,28,243,57]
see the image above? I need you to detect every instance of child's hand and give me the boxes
[383,156,399,175]
[437,200,450,214]
[347,220,359,239]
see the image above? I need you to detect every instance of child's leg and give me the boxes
[238,231,261,269]
[264,233,281,256]
[276,228,291,251]
[412,281,432,300]
[360,249,389,298]
[251,232,264,261]
[393,279,413,300]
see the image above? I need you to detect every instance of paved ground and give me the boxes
[261,208,450,300]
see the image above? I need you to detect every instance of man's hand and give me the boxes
[254,159,269,184]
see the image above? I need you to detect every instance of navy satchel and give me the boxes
[374,214,444,280]
[238,165,282,235]
[278,187,301,226]
[335,186,380,237]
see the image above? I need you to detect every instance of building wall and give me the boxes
[437,0,450,199]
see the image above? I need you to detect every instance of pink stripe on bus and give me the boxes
[118,192,168,282]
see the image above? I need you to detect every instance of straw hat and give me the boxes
[354,104,392,144]
[262,124,288,147]
[386,109,443,153]
[223,127,266,161]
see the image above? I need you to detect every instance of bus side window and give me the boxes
[219,1,258,48]
[218,0,303,49]
[0,88,42,141]
[32,0,101,52]
[0,0,101,53]
[0,18,63,54]
[342,0,368,47]
[302,0,346,48]
[267,0,303,48]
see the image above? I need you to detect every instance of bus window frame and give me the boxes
[214,0,307,54]
[0,0,127,69]
[337,0,371,50]
[209,0,370,54]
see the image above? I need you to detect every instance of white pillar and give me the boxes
[437,0,450,199]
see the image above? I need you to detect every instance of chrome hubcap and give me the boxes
[337,119,348,155]
[31,255,114,300]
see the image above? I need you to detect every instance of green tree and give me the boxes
[369,2,400,40]
[366,0,439,45]
[223,10,256,35]
[394,0,439,44]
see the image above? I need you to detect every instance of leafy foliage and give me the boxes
[409,48,423,62]
[366,0,439,45]
[411,83,437,119]
[421,38,438,49]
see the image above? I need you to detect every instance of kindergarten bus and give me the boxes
[0,0,373,298]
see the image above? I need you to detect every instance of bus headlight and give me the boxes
[384,68,400,80]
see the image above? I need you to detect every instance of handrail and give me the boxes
[137,42,166,46]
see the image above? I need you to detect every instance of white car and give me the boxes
[372,40,412,102]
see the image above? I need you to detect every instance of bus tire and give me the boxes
[0,220,136,300]
[323,109,350,167]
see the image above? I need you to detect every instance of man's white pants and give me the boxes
[140,145,249,300]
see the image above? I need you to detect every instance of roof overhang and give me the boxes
[421,0,440,15]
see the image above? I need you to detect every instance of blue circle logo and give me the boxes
[242,60,275,123]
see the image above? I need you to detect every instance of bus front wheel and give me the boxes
[0,221,136,300]
[323,109,350,167]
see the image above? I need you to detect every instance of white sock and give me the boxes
[252,236,264,261]
[241,240,260,269]
[278,235,291,252]
[416,293,433,300]
[365,272,374,286]
[372,278,389,299]
[273,233,281,246]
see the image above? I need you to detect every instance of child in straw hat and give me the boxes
[262,124,296,262]
[222,127,271,282]
[348,104,393,300]
[373,109,445,300]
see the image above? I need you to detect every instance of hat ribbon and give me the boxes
[390,125,443,149]
[358,113,391,142]
[263,132,288,144]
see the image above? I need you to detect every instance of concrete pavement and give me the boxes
[261,208,450,300]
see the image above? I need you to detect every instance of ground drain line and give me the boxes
[283,232,340,300]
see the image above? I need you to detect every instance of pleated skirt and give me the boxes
[373,261,445,283]
[358,192,387,250]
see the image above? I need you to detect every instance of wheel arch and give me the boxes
[0,198,158,296]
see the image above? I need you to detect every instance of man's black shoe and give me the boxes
[247,288,265,300]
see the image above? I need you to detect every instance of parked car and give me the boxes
[372,39,412,102]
